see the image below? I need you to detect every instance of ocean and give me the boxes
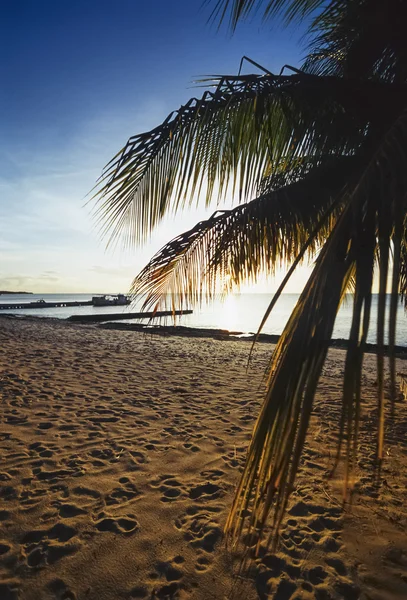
[1,292,407,346]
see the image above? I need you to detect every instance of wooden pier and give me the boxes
[68,310,193,323]
[0,300,94,310]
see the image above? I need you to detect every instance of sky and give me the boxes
[0,0,313,294]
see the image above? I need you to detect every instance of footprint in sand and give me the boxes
[153,560,184,582]
[27,542,79,568]
[325,556,348,576]
[33,461,81,483]
[224,425,243,435]
[72,485,101,499]
[149,474,185,503]
[141,557,185,598]
[188,482,223,501]
[38,421,54,430]
[255,552,309,599]
[221,449,244,469]
[174,506,222,572]
[20,486,48,508]
[105,479,141,506]
[250,496,347,598]
[275,500,343,565]
[195,555,211,572]
[28,441,54,458]
[5,414,28,426]
[89,447,116,463]
[95,514,139,535]
[58,424,77,433]
[57,504,87,518]
[129,450,147,465]
[23,522,77,544]
[182,442,201,452]
[48,578,77,600]
[199,469,225,481]
[240,413,256,423]
[159,478,184,503]
[22,522,80,569]
[211,435,226,448]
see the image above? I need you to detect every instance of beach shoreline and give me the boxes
[0,317,407,600]
[2,313,407,358]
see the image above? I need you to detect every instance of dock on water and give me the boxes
[0,300,94,310]
[67,310,193,323]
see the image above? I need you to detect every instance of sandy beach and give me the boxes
[0,317,407,600]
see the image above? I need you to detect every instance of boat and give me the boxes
[91,294,130,307]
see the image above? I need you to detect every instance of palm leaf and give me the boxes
[91,0,407,556]
[92,72,384,248]
[208,0,324,29]
[304,0,407,83]
[211,1,407,85]
[132,156,361,312]
[225,107,407,550]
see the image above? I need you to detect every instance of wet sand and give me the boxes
[0,317,407,600]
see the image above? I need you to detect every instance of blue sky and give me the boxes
[1,0,313,293]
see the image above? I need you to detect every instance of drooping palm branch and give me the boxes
[132,156,361,312]
[93,0,407,552]
[208,0,325,29]
[214,0,407,83]
[303,0,407,82]
[225,107,407,548]
[93,70,398,249]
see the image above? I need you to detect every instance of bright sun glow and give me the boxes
[220,294,239,331]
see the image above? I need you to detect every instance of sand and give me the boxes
[0,317,406,600]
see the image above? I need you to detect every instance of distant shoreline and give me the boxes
[0,291,32,295]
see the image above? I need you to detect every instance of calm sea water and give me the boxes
[1,293,407,346]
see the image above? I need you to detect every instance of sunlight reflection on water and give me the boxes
[2,292,407,346]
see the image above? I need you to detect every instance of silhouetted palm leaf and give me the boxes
[213,1,407,83]
[208,0,324,29]
[132,156,361,311]
[225,107,407,548]
[93,0,407,555]
[93,72,392,248]
[304,0,407,82]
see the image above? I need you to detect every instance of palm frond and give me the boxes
[92,70,399,249]
[225,107,407,550]
[303,0,407,83]
[89,0,407,568]
[210,1,407,85]
[207,0,324,29]
[132,156,361,312]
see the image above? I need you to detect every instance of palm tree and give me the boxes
[93,0,407,549]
